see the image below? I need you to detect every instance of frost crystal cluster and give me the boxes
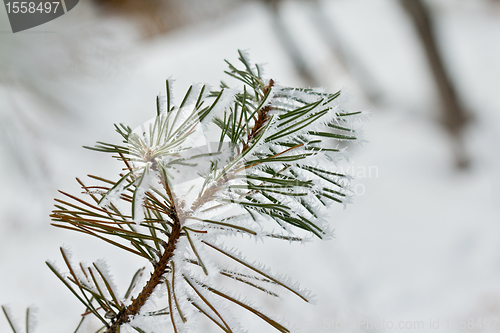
[47,51,367,333]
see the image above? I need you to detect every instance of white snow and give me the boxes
[1,0,500,332]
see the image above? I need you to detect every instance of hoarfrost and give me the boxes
[94,259,120,300]
[1,305,22,333]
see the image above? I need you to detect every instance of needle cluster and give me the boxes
[44,50,366,333]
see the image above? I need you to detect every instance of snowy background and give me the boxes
[1,0,500,332]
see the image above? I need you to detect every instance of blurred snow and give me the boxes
[1,0,500,332]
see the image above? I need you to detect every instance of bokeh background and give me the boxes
[1,0,500,332]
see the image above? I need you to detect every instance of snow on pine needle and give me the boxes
[46,50,367,333]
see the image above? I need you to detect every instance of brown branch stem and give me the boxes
[105,221,181,333]
[105,171,182,333]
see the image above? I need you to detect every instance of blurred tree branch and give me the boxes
[401,0,471,168]
[264,0,381,103]
[307,0,382,103]
[265,0,319,87]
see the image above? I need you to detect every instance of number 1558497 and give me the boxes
[5,2,60,14]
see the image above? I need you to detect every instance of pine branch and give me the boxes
[48,50,367,332]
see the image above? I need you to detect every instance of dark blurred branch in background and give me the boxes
[400,0,471,169]
[264,0,382,103]
[307,0,382,103]
[265,0,318,87]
